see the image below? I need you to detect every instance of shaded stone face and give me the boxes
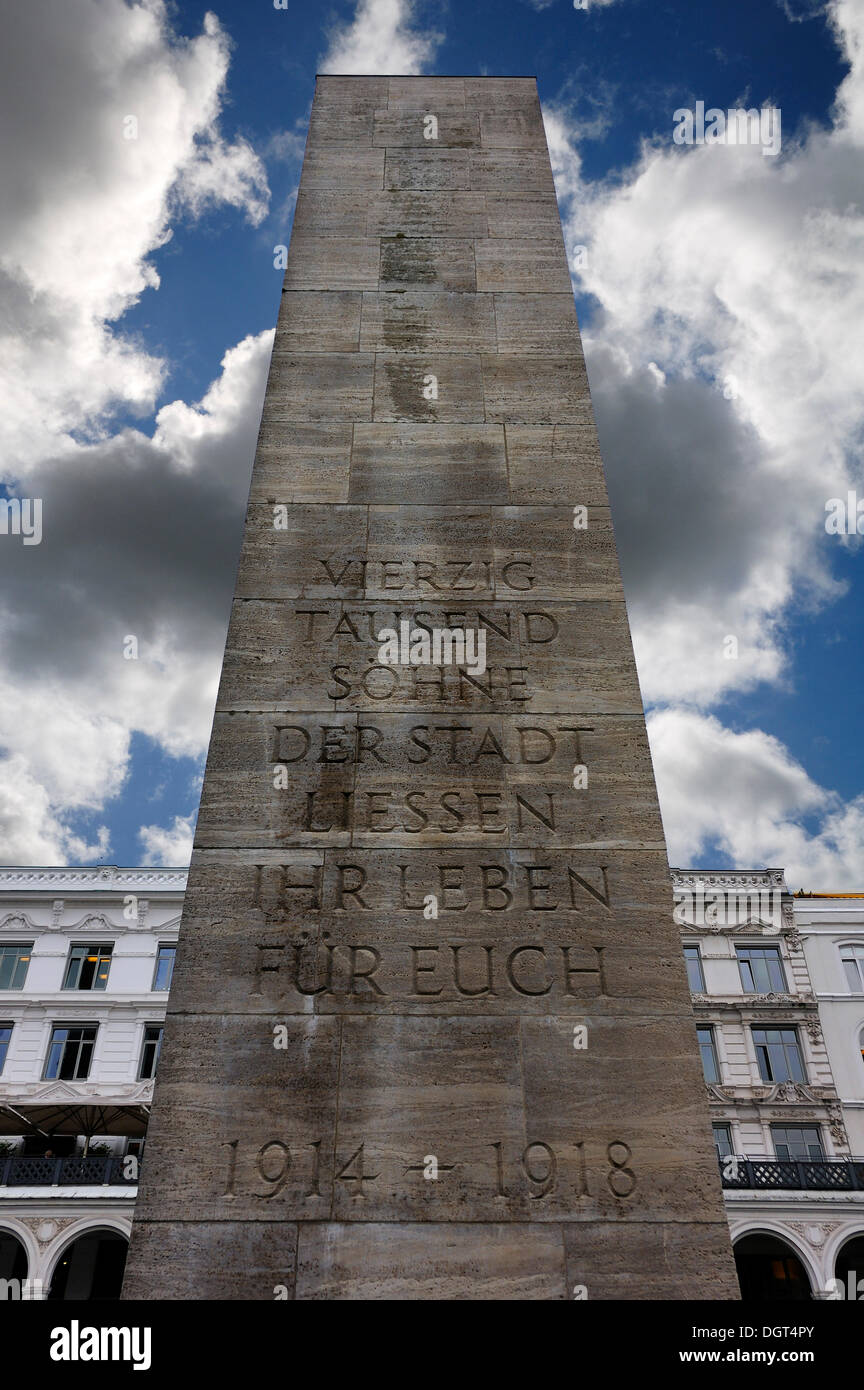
[123,75,738,1302]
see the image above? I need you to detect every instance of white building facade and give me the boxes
[673,868,864,1299]
[0,866,184,1298]
[3,862,863,1300]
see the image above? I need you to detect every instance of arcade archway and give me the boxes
[734,1231,813,1301]
[47,1227,128,1301]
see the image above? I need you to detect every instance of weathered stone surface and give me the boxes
[216,598,646,714]
[274,291,362,352]
[292,188,375,236]
[158,849,696,1020]
[388,77,467,108]
[482,354,590,421]
[504,425,611,505]
[349,424,507,503]
[474,238,572,293]
[297,1223,565,1300]
[372,355,485,422]
[196,710,666,849]
[124,75,738,1303]
[374,110,480,148]
[367,191,487,237]
[486,193,566,240]
[123,1222,298,1300]
[465,77,540,111]
[493,292,582,354]
[470,150,557,194]
[249,423,352,503]
[280,236,380,291]
[385,149,470,190]
[359,291,497,353]
[265,353,373,420]
[479,111,549,148]
[298,146,384,190]
[379,236,476,292]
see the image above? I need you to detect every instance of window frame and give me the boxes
[683,944,706,992]
[0,943,33,991]
[770,1124,824,1161]
[62,942,114,992]
[138,1024,164,1080]
[152,943,177,992]
[839,943,864,993]
[736,943,787,994]
[43,1023,99,1081]
[0,1022,12,1075]
[697,1025,720,1084]
[752,1025,806,1083]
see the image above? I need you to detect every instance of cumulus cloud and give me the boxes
[651,709,864,889]
[319,0,441,74]
[139,811,197,866]
[0,0,269,477]
[544,0,864,878]
[0,328,272,863]
[0,0,273,863]
[545,24,864,705]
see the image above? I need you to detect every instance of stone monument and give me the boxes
[123,75,739,1300]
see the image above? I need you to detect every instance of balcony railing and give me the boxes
[720,1155,864,1191]
[0,1155,139,1187]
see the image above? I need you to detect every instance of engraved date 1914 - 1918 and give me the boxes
[220,1138,636,1202]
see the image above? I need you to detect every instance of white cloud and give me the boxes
[0,0,273,864]
[650,708,864,888]
[544,16,864,707]
[543,0,864,879]
[320,0,441,74]
[0,327,272,863]
[139,812,197,866]
[0,0,269,477]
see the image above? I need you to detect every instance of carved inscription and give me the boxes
[220,1137,637,1204]
[251,936,607,1001]
[252,860,613,917]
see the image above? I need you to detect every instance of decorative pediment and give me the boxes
[0,910,41,932]
[25,1079,90,1102]
[64,911,117,934]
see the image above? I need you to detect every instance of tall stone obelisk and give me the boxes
[123,76,738,1300]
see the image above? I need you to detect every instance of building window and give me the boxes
[153,945,176,992]
[44,1025,98,1080]
[697,1026,720,1083]
[752,1027,805,1083]
[840,944,864,993]
[771,1125,824,1160]
[0,943,32,990]
[63,943,113,991]
[0,1024,11,1074]
[712,1123,733,1158]
[684,945,705,992]
[139,1025,163,1080]
[736,945,786,993]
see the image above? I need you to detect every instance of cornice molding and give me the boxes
[0,867,187,894]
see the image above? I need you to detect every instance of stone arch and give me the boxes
[830,1229,864,1300]
[0,1221,34,1284]
[45,1218,131,1301]
[731,1224,817,1301]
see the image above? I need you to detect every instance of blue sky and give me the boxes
[0,0,862,886]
